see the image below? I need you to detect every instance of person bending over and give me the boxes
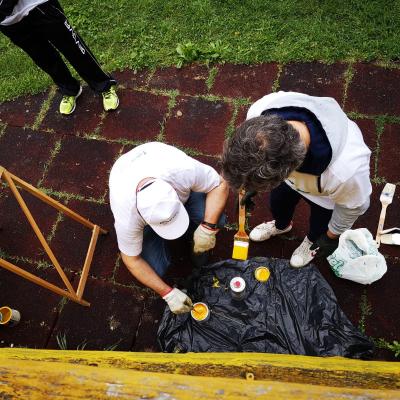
[221,91,371,267]
[109,142,229,314]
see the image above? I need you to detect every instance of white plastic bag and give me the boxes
[327,228,387,285]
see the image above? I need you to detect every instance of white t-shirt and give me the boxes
[109,142,221,256]
[1,0,48,26]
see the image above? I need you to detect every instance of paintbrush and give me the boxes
[376,183,396,247]
[232,189,249,260]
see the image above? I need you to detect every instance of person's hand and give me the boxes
[162,288,193,314]
[310,233,339,258]
[240,190,258,211]
[193,224,217,253]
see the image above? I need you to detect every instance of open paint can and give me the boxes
[230,277,246,300]
[191,302,210,322]
[0,306,21,327]
[254,266,271,282]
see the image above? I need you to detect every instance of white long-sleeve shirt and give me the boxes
[247,91,372,234]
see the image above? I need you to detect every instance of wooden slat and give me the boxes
[0,356,399,400]
[1,349,399,391]
[0,259,89,306]
[9,172,107,234]
[76,225,100,298]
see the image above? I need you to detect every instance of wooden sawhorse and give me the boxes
[0,166,107,306]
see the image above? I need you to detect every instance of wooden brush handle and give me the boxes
[238,190,246,233]
[376,204,388,247]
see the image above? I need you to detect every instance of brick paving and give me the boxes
[0,62,399,359]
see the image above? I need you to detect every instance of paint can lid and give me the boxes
[254,266,270,282]
[230,277,246,293]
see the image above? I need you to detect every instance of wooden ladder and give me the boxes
[0,166,107,306]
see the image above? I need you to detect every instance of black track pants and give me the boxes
[0,0,116,95]
[270,182,333,242]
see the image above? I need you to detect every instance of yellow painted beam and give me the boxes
[0,358,399,400]
[1,348,399,390]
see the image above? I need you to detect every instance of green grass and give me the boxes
[1,0,399,101]
[374,338,400,358]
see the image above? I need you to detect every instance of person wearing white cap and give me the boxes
[109,142,229,314]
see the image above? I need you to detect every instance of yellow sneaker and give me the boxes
[102,86,119,111]
[59,86,82,115]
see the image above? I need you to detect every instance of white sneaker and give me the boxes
[249,220,292,242]
[290,236,316,268]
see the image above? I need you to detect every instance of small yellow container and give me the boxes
[0,306,21,327]
[254,266,270,282]
[191,302,210,322]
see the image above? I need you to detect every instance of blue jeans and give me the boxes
[141,192,226,276]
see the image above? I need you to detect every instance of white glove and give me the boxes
[163,288,193,314]
[193,224,217,253]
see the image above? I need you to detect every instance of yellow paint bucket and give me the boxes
[191,302,210,322]
[0,306,21,327]
[254,266,270,282]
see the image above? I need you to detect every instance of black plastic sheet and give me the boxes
[158,257,373,359]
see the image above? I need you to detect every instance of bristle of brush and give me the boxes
[232,238,249,260]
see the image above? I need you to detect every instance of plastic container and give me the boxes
[191,302,210,322]
[0,306,21,327]
[254,266,271,282]
[230,277,246,300]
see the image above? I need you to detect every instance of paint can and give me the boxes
[230,277,246,300]
[191,302,210,322]
[0,306,21,327]
[254,266,270,282]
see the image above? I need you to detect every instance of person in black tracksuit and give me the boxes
[0,0,118,114]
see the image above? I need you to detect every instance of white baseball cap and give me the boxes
[136,179,189,240]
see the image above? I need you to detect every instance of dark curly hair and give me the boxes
[221,115,306,191]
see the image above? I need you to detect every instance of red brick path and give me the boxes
[0,62,399,359]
